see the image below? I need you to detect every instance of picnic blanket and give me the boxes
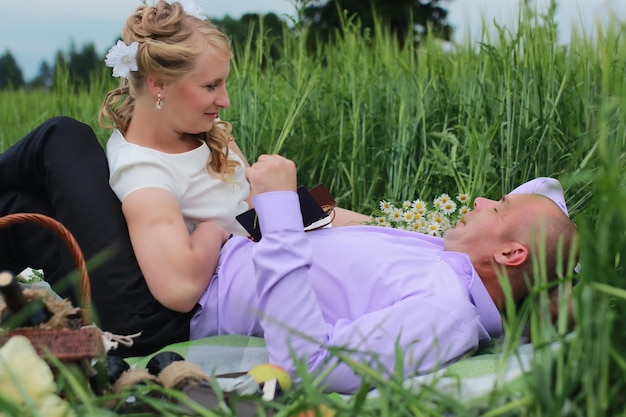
[126,335,539,402]
[12,271,540,403]
[127,335,269,376]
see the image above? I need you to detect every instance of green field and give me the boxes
[1,6,625,416]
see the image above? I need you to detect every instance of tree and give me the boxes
[30,61,54,89]
[300,0,453,48]
[67,42,102,88]
[38,42,103,90]
[0,50,25,89]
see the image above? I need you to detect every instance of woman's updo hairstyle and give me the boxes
[99,1,238,178]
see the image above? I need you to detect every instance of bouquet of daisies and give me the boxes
[370,192,471,237]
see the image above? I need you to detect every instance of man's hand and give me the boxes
[245,154,297,198]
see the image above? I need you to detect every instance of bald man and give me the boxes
[186,155,578,393]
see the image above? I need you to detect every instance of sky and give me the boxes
[1,0,625,80]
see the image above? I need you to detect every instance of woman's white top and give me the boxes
[106,129,250,235]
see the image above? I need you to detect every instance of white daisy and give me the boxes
[441,200,457,215]
[374,216,389,227]
[457,193,470,203]
[402,211,416,222]
[389,208,404,222]
[379,200,393,213]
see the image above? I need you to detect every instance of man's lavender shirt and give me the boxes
[190,191,502,393]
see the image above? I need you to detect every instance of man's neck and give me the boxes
[475,266,507,311]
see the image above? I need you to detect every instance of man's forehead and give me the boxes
[504,193,560,217]
[509,177,569,218]
[501,193,529,206]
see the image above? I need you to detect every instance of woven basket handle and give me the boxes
[0,213,91,321]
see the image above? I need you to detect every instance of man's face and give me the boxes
[443,193,537,261]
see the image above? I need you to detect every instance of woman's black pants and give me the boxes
[0,116,193,356]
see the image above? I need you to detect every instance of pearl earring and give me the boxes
[155,93,163,110]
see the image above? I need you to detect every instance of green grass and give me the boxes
[1,3,625,416]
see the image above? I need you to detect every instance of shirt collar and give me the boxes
[468,270,503,338]
[442,251,503,338]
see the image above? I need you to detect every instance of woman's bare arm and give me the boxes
[122,187,228,312]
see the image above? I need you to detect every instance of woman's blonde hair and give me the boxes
[99,0,238,177]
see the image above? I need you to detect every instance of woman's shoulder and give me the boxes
[106,131,170,182]
[106,130,141,161]
[108,130,211,165]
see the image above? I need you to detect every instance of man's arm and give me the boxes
[246,156,479,393]
[252,215,478,392]
[330,207,371,226]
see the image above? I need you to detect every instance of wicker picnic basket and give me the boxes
[0,213,104,361]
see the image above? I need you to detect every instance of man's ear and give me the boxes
[494,242,528,266]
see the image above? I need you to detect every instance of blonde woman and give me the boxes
[99,0,370,314]
[0,1,368,357]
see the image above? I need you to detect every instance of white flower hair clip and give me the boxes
[176,0,206,20]
[104,40,139,79]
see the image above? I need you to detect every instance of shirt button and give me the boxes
[435,256,441,262]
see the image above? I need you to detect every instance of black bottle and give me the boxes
[90,355,132,395]
[0,270,52,329]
